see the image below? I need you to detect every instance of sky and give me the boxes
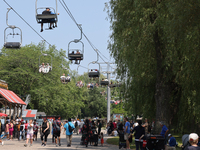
[0,0,116,76]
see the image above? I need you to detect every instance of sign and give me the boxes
[0,80,8,90]
[113,114,123,122]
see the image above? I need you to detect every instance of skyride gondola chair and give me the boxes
[68,25,84,64]
[4,7,22,49]
[39,53,53,74]
[35,0,58,30]
[4,26,22,49]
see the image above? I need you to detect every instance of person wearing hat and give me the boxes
[167,134,177,150]
[40,8,59,32]
[186,133,200,150]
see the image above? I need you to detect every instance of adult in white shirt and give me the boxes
[24,119,34,147]
[60,73,66,83]
[39,63,45,73]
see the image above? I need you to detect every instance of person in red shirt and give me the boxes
[113,121,117,129]
[25,120,28,137]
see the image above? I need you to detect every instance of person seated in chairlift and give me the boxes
[95,83,99,88]
[76,81,80,87]
[60,73,66,82]
[66,74,71,81]
[70,51,75,63]
[79,80,83,87]
[40,8,59,32]
[39,63,45,73]
[43,63,52,73]
[90,83,94,89]
[87,82,91,89]
[75,50,81,64]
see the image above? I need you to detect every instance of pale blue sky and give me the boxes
[0,0,115,75]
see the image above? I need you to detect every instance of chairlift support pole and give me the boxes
[107,64,111,123]
[98,62,115,123]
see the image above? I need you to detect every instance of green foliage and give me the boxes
[0,44,112,119]
[81,87,107,118]
[107,0,200,132]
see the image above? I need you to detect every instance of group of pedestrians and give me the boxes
[0,117,79,148]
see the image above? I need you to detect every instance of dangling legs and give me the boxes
[41,23,43,31]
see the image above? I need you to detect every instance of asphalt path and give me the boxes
[0,131,118,150]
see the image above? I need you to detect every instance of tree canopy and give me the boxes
[107,0,200,133]
[0,43,108,119]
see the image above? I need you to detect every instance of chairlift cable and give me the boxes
[3,0,51,46]
[61,0,110,61]
[3,0,115,70]
[59,0,111,63]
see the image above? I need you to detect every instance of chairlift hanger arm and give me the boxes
[4,26,22,44]
[35,0,58,16]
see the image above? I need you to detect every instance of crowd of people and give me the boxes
[0,117,105,148]
[1,116,200,150]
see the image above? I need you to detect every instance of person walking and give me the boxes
[33,121,38,141]
[0,120,4,145]
[97,120,102,135]
[52,117,61,147]
[20,121,25,141]
[64,118,75,147]
[75,120,80,135]
[132,120,145,150]
[2,121,9,140]
[124,117,131,149]
[24,119,34,147]
[41,118,50,147]
[8,120,14,140]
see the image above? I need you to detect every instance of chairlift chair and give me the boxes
[88,69,100,78]
[35,0,58,24]
[39,53,53,73]
[100,79,109,86]
[4,27,22,49]
[68,42,84,64]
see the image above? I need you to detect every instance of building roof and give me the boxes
[36,112,46,116]
[0,88,26,105]
[22,110,37,118]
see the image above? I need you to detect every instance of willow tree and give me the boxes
[108,0,200,132]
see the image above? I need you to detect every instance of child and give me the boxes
[24,119,33,147]
[101,132,104,146]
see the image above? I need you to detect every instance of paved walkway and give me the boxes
[0,132,118,150]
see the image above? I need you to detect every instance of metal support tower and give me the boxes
[99,62,115,122]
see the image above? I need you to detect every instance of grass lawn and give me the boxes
[106,134,183,150]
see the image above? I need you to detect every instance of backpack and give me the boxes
[54,120,60,131]
[75,121,78,127]
[68,123,74,133]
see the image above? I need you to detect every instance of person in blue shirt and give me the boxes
[168,134,177,147]
[124,117,131,149]
[160,122,169,146]
[64,118,75,147]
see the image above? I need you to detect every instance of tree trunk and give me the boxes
[154,29,172,134]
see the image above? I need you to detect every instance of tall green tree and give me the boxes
[107,0,200,132]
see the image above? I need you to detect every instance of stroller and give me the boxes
[119,133,126,149]
[182,134,190,150]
